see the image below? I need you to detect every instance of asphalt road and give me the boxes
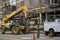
[0,32,60,40]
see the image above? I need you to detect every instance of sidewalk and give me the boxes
[31,30,44,34]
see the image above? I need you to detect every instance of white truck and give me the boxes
[44,19,60,36]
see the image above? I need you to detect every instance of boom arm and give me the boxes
[2,5,27,28]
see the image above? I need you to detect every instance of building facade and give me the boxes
[42,0,60,22]
[0,0,59,22]
[0,0,16,19]
[16,0,40,9]
[16,0,60,21]
[0,0,2,24]
[0,0,9,19]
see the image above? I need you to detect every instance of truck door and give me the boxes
[56,19,60,32]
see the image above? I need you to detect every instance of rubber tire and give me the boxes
[22,27,30,34]
[1,26,5,34]
[49,30,54,37]
[11,26,20,34]
[45,31,48,36]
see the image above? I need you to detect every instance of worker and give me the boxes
[37,17,40,38]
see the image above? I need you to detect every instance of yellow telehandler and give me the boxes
[1,5,30,34]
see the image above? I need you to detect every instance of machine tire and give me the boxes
[49,29,54,37]
[11,26,20,34]
[45,31,48,36]
[22,27,30,34]
[1,26,5,34]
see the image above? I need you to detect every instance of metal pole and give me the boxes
[45,2,48,22]
[45,12,48,22]
[54,8,56,20]
[37,0,42,38]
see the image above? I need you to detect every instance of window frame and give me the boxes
[40,0,45,3]
[29,0,34,5]
[21,1,25,6]
[50,0,58,4]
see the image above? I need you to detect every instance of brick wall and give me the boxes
[16,0,40,9]
[16,0,60,13]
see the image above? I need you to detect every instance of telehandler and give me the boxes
[1,5,30,34]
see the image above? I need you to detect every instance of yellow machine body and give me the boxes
[2,5,27,28]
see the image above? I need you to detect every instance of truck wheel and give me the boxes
[1,26,5,34]
[12,26,20,34]
[45,31,48,36]
[49,30,54,37]
[22,27,30,34]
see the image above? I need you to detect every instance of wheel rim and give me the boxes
[12,27,18,34]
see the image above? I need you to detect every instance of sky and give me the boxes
[9,0,24,5]
[9,0,16,5]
